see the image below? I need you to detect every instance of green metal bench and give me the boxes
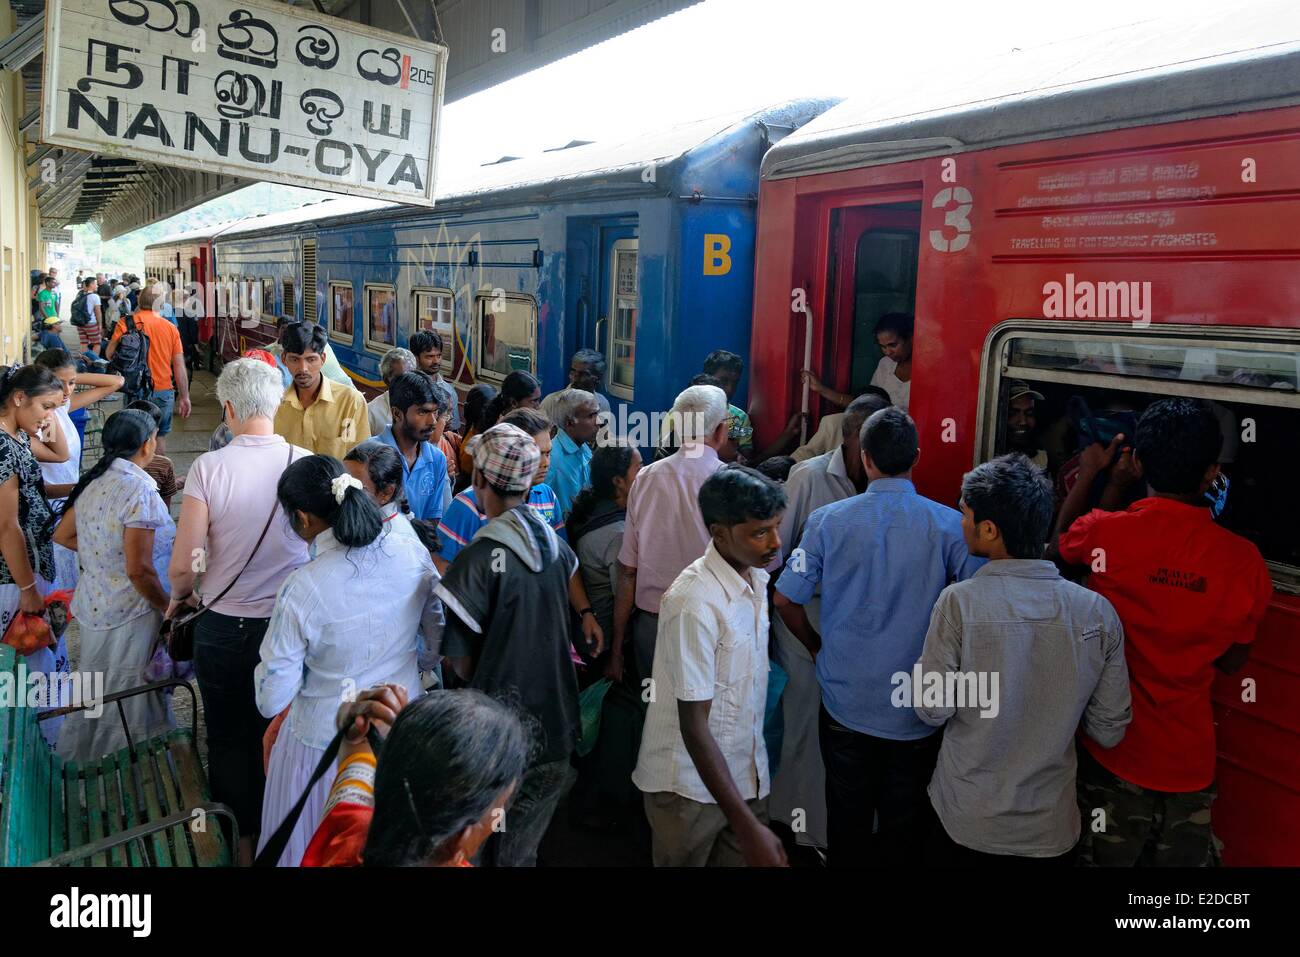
[0,645,236,866]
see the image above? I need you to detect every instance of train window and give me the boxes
[607,239,638,400]
[366,285,398,350]
[283,280,295,320]
[414,288,454,375]
[329,282,355,343]
[261,278,276,321]
[978,323,1300,591]
[475,293,536,382]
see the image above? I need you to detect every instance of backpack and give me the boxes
[69,290,89,327]
[109,313,153,401]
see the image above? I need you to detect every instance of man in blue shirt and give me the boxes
[38,316,66,352]
[375,371,448,530]
[546,388,599,520]
[774,406,984,867]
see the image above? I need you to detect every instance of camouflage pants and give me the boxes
[1075,747,1218,866]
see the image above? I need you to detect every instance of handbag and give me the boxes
[159,445,291,661]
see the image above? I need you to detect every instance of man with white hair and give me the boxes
[613,384,729,682]
[367,346,418,438]
[547,388,600,519]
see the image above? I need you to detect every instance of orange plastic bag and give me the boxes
[2,612,52,656]
[1,589,74,657]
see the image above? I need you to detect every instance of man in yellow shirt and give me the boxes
[273,321,370,459]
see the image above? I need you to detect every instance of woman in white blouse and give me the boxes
[255,454,444,867]
[53,409,175,762]
[867,312,913,412]
[33,349,125,589]
[342,441,418,542]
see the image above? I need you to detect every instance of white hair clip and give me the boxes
[331,473,363,505]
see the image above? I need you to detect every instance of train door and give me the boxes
[822,204,921,401]
[566,218,636,400]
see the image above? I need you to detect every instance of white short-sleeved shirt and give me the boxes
[254,526,445,750]
[633,542,771,804]
[71,458,174,628]
[870,356,911,411]
[83,292,102,324]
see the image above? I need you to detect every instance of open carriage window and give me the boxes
[978,323,1300,591]
[414,288,455,376]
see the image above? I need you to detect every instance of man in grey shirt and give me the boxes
[915,453,1131,863]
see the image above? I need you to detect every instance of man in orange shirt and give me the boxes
[107,284,191,453]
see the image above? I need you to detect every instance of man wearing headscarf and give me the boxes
[436,424,603,867]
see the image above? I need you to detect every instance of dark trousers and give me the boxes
[631,610,659,687]
[193,610,272,838]
[818,704,940,867]
[483,758,578,867]
[924,809,1076,867]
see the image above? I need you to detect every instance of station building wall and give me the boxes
[0,6,41,366]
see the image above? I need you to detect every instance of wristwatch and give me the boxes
[578,607,595,618]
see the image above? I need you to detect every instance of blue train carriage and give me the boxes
[212,99,837,439]
[209,197,397,364]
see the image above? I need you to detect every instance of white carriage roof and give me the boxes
[432,101,806,199]
[177,100,827,243]
[146,218,248,250]
[198,197,399,241]
[763,0,1300,180]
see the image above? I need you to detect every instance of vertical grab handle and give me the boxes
[799,305,814,446]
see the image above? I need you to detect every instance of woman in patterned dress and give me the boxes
[52,409,175,762]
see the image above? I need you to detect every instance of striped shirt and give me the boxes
[436,484,566,562]
[916,560,1131,856]
[323,751,377,817]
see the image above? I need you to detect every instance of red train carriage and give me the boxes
[749,8,1300,864]
[143,224,226,350]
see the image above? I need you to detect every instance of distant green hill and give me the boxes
[73,183,335,275]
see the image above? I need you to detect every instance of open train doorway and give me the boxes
[823,202,921,406]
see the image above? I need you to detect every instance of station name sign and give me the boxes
[41,227,75,244]
[41,0,446,206]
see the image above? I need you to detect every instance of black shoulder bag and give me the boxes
[253,723,385,867]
